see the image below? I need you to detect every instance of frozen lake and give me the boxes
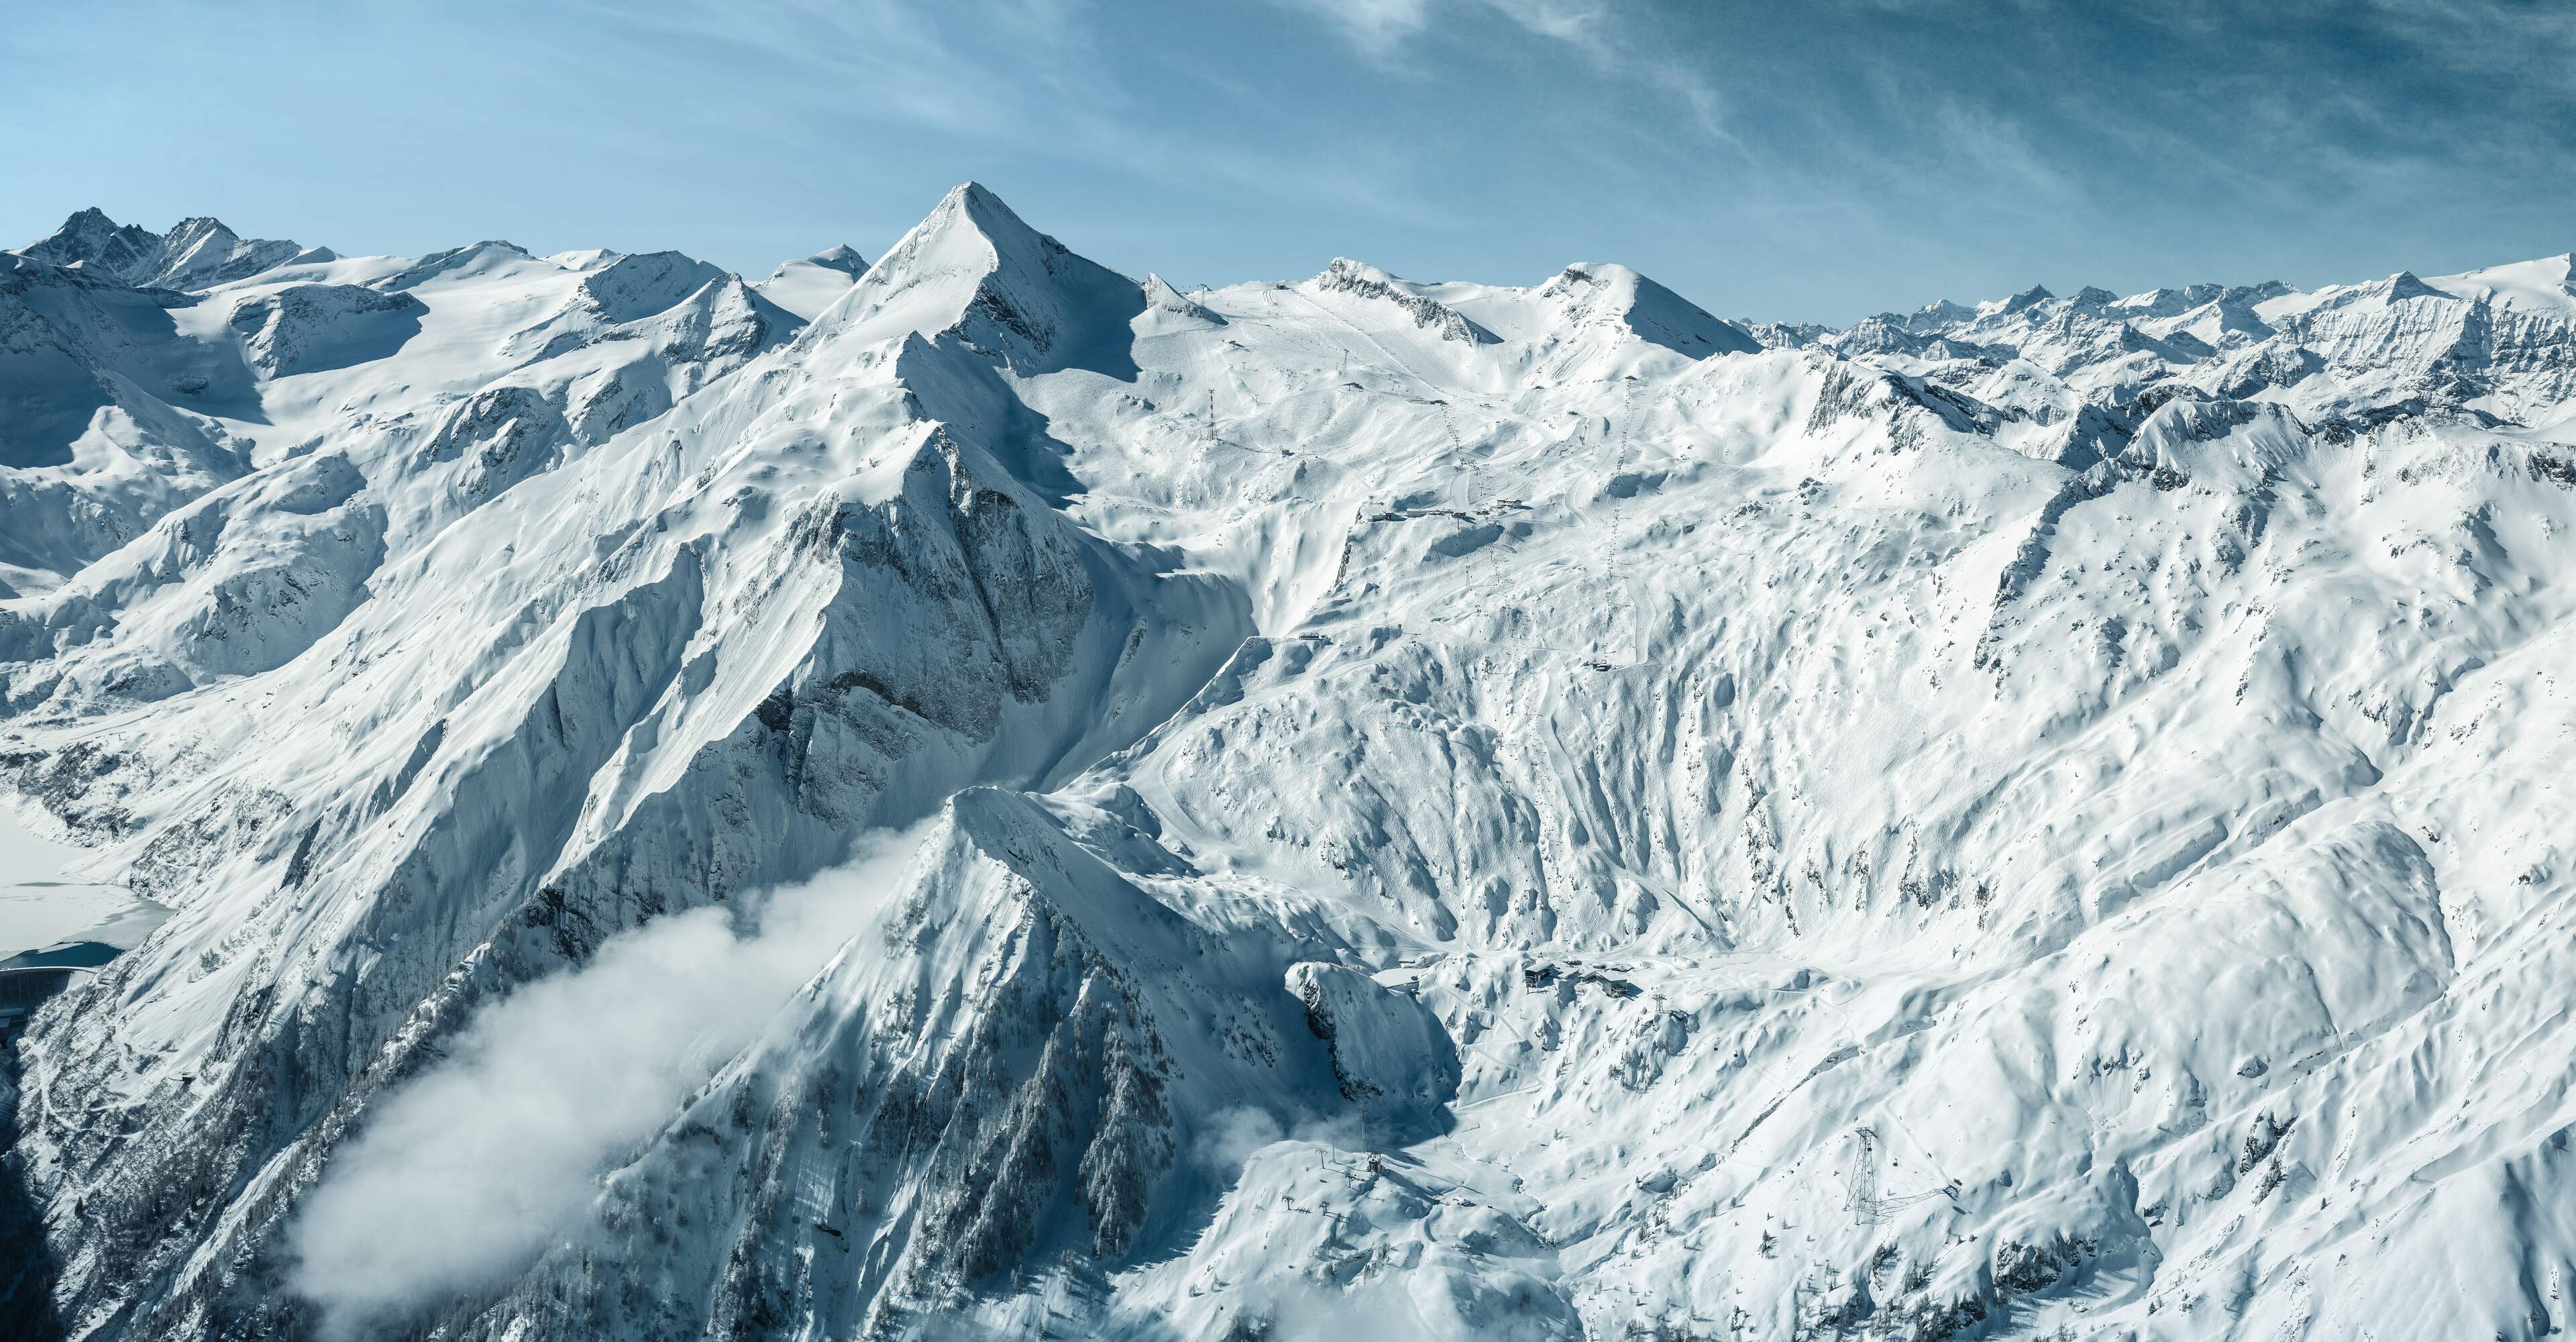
[0,803,167,963]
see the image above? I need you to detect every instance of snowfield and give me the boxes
[5,187,2576,1341]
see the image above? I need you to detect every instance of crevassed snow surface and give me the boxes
[5,191,2576,1341]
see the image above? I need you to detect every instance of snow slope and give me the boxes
[5,191,2576,1341]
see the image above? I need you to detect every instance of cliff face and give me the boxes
[9,191,2576,1341]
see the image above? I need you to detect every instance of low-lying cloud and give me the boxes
[288,821,933,1338]
[1192,1103,1366,1173]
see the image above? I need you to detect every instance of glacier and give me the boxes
[3,185,2576,1340]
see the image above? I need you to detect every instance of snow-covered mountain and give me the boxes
[5,191,2576,1341]
[14,209,323,294]
[755,243,871,320]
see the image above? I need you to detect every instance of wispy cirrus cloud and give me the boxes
[10,0,2575,325]
[1283,0,1728,143]
[1287,0,1438,48]
[582,0,1479,234]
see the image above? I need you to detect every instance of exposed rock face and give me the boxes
[7,188,2576,1341]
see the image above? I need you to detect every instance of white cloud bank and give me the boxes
[288,821,933,1338]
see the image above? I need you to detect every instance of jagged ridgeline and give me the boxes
[5,185,2576,1341]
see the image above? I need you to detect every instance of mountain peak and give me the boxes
[806,183,1141,374]
[13,208,303,291]
[17,207,166,282]
[1138,272,1224,328]
[578,250,730,322]
[2381,270,2447,303]
[164,215,242,244]
[377,239,537,292]
[2419,253,2576,317]
[806,243,867,274]
[52,205,123,235]
[754,244,875,321]
[33,206,129,242]
[922,181,1062,271]
[1311,257,1494,344]
[1990,283,2055,315]
[945,180,1010,213]
[1542,261,1760,358]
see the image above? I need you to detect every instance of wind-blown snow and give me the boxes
[5,191,2576,1342]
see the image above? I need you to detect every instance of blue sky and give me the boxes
[5,0,2571,323]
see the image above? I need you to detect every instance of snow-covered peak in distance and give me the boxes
[753,242,871,320]
[545,246,624,269]
[573,249,731,321]
[2435,250,2576,314]
[1899,296,1979,331]
[1136,271,1222,329]
[1978,282,2054,317]
[2259,254,2576,323]
[12,207,317,291]
[0,210,798,597]
[14,207,167,285]
[1542,261,1763,358]
[13,182,2576,1341]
